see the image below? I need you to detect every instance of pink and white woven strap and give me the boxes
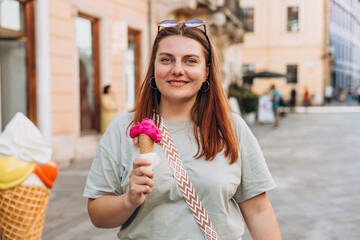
[159,118,220,240]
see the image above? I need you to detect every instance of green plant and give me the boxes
[228,83,259,114]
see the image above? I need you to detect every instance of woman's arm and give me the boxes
[87,158,154,228]
[239,192,282,240]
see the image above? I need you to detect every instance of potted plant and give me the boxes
[228,83,259,124]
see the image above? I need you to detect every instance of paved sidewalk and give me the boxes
[43,108,360,240]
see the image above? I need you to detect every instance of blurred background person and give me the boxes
[270,84,281,127]
[303,87,311,107]
[101,84,118,134]
[325,85,333,104]
[338,84,345,102]
[356,85,360,105]
[346,85,354,106]
[290,88,297,112]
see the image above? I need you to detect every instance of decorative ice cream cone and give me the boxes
[0,185,50,240]
[139,134,155,154]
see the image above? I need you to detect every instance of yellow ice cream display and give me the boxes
[0,156,35,190]
[0,112,56,240]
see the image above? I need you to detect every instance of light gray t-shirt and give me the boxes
[83,112,275,240]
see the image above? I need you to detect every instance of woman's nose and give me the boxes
[172,61,184,76]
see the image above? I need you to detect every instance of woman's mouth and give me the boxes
[168,80,188,87]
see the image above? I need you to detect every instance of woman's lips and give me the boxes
[168,80,188,87]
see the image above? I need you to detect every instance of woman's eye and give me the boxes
[160,58,171,63]
[186,59,197,64]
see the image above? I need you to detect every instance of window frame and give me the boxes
[242,7,254,33]
[0,0,36,125]
[127,28,142,95]
[286,64,298,84]
[286,6,299,33]
[77,12,101,134]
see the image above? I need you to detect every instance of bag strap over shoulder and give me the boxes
[159,116,220,240]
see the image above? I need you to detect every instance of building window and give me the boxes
[286,65,298,83]
[76,14,100,134]
[242,8,254,32]
[287,6,299,32]
[126,28,141,110]
[0,0,36,130]
[242,64,254,84]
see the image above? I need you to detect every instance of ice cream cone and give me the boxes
[0,185,50,240]
[138,133,154,154]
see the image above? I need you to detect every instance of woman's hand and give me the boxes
[127,158,154,208]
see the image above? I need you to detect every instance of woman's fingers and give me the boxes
[132,158,153,178]
[127,158,155,207]
[131,174,154,188]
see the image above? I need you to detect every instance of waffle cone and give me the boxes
[139,134,154,154]
[0,185,50,240]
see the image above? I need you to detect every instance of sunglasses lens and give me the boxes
[159,20,178,28]
[185,19,204,27]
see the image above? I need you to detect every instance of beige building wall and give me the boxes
[49,0,154,166]
[241,0,328,105]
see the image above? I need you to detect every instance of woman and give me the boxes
[84,20,281,239]
[101,84,118,134]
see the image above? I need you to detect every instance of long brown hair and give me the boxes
[131,23,239,164]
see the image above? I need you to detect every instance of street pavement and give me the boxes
[42,106,360,240]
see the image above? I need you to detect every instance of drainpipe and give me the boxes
[35,0,52,142]
[148,0,152,48]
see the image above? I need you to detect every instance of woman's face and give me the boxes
[154,35,209,106]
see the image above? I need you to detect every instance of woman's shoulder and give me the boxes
[230,112,247,127]
[230,112,253,139]
[105,112,134,132]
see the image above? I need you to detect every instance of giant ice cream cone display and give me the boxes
[0,112,57,240]
[130,118,162,168]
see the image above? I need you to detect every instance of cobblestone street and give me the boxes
[43,107,360,240]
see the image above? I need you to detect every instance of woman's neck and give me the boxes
[159,100,194,121]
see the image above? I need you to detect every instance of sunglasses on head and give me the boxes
[158,20,207,33]
[157,20,211,63]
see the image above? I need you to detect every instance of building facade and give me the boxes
[329,0,360,99]
[240,0,334,106]
[0,0,244,166]
[0,0,155,166]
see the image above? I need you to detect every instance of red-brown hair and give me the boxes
[131,23,239,164]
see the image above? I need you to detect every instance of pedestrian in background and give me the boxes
[101,84,118,134]
[356,85,360,105]
[346,85,354,105]
[84,19,281,240]
[290,88,297,112]
[338,84,345,102]
[303,87,311,107]
[271,84,281,127]
[325,85,333,104]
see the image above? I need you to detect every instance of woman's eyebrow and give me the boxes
[158,52,173,57]
[158,52,200,59]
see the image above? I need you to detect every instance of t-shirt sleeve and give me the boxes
[83,115,130,199]
[232,116,276,203]
[83,143,123,199]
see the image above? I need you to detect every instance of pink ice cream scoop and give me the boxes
[129,118,162,142]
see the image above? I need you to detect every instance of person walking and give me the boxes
[346,85,354,105]
[290,88,297,112]
[101,84,118,134]
[270,84,281,127]
[356,85,360,105]
[325,85,333,104]
[83,19,281,240]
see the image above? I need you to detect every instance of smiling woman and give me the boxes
[84,20,282,240]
